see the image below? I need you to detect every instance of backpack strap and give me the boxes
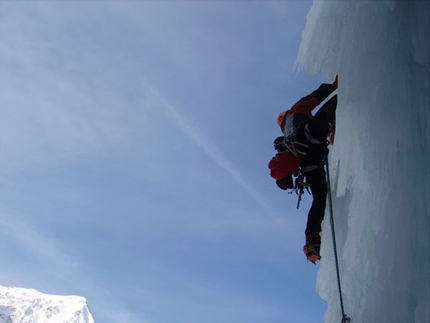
[285,139,308,157]
[300,164,320,173]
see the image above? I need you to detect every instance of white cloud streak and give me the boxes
[145,85,278,217]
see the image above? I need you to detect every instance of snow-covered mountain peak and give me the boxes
[0,285,94,323]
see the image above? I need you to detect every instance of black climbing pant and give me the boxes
[304,166,328,236]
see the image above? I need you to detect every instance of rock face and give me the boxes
[0,286,94,323]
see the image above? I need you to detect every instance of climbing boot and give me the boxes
[304,234,321,264]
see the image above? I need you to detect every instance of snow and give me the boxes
[296,1,430,322]
[0,286,94,323]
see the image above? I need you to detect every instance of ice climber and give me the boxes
[268,76,338,263]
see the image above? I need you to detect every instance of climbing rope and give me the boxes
[325,156,351,323]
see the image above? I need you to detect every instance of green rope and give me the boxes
[325,157,350,323]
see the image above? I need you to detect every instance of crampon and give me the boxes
[303,244,321,264]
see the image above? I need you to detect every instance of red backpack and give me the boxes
[268,151,303,180]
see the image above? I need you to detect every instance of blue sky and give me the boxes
[0,1,326,322]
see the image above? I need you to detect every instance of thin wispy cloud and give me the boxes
[145,85,277,217]
[0,212,79,278]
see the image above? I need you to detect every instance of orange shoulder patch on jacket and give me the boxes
[288,97,320,117]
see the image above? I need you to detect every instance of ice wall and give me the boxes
[296,1,430,322]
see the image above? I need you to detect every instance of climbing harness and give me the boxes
[274,135,308,158]
[325,156,351,323]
